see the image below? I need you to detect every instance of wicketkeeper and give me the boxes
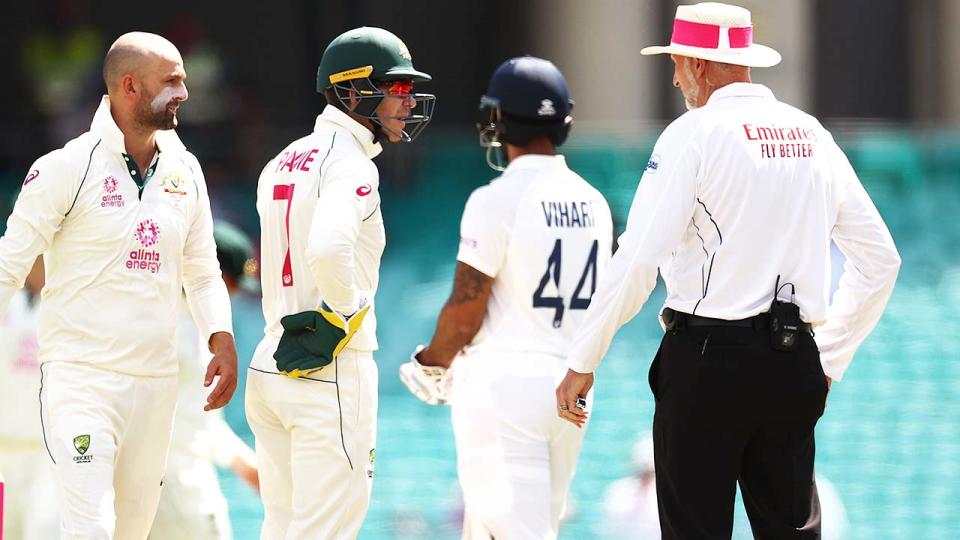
[245,26,434,538]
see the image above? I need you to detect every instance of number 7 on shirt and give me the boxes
[273,183,295,287]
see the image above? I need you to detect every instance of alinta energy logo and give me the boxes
[127,219,162,274]
[101,176,124,208]
[135,219,160,247]
[73,434,93,463]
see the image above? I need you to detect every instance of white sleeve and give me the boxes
[182,158,234,343]
[455,187,509,278]
[0,153,74,316]
[567,121,701,373]
[815,143,900,380]
[305,156,378,314]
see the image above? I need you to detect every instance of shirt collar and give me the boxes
[315,105,383,159]
[503,154,567,174]
[90,95,186,155]
[706,82,777,106]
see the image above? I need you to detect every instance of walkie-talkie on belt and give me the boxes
[769,275,802,351]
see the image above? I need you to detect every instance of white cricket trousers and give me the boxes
[39,362,177,540]
[246,345,378,540]
[451,352,590,540]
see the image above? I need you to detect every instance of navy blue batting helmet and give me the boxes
[477,56,574,169]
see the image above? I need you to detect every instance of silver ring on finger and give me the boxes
[559,404,569,411]
[575,397,587,409]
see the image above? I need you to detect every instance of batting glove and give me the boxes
[399,345,452,405]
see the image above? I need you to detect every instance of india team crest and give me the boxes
[74,434,90,455]
[135,219,161,247]
[537,99,556,117]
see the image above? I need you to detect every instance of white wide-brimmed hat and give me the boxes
[641,2,781,68]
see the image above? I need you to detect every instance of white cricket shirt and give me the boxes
[252,105,384,372]
[0,96,233,377]
[457,155,613,357]
[567,83,900,380]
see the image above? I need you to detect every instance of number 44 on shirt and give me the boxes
[533,239,599,328]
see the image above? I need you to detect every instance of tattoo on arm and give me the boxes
[419,263,493,367]
[450,263,492,305]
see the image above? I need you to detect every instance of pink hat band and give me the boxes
[671,18,753,49]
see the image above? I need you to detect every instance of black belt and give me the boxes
[663,308,812,333]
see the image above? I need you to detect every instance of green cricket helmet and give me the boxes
[212,220,259,293]
[317,27,435,142]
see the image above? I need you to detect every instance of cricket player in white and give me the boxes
[151,222,259,540]
[245,27,434,539]
[400,56,613,539]
[0,257,59,540]
[0,32,238,539]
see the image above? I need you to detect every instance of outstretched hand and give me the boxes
[204,331,238,411]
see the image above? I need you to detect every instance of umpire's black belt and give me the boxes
[662,307,812,333]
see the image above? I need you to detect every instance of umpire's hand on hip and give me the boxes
[556,368,592,428]
[205,331,239,411]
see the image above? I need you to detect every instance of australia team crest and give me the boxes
[73,434,93,463]
[160,173,188,198]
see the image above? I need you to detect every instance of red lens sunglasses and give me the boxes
[385,79,414,96]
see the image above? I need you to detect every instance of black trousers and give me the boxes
[649,324,829,539]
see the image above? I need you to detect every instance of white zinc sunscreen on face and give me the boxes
[151,85,187,112]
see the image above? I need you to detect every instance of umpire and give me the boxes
[556,2,901,539]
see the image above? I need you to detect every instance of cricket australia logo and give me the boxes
[160,173,188,198]
[73,434,93,463]
[127,219,162,274]
[101,176,124,208]
[398,40,412,60]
